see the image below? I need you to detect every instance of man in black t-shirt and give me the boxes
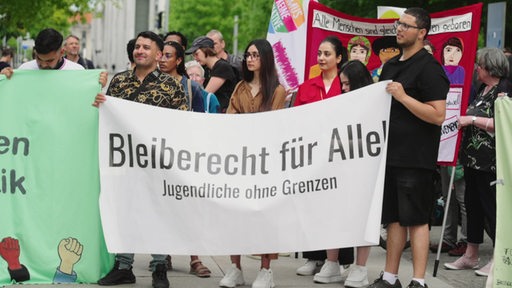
[368,8,449,288]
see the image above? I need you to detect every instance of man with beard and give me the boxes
[16,28,107,87]
[368,7,449,288]
[19,29,86,71]
[93,31,187,288]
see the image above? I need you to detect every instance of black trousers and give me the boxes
[464,167,496,245]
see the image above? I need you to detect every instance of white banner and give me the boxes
[438,87,463,162]
[98,81,391,255]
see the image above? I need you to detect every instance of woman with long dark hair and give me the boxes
[226,39,285,113]
[338,60,373,287]
[220,39,286,288]
[159,41,204,112]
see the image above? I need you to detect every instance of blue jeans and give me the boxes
[116,254,167,271]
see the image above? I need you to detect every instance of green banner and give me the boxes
[494,96,512,287]
[0,70,113,284]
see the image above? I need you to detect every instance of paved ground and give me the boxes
[2,227,493,288]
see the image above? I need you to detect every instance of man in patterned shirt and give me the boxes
[93,31,187,288]
[95,31,187,110]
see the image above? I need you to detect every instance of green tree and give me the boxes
[169,0,273,54]
[0,0,99,40]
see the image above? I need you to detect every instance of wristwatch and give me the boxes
[472,116,477,125]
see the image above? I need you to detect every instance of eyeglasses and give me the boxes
[161,53,174,60]
[244,52,260,60]
[394,20,421,31]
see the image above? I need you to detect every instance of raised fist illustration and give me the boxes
[0,237,30,282]
[0,237,22,270]
[57,237,83,275]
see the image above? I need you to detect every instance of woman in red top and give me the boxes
[293,36,346,106]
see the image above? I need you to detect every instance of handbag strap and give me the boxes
[206,92,212,113]
[187,79,193,111]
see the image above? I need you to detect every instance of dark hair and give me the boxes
[164,41,186,75]
[164,31,188,49]
[126,38,136,64]
[199,47,217,57]
[339,60,373,91]
[441,37,463,65]
[242,39,279,112]
[404,7,431,35]
[137,31,164,51]
[1,47,13,57]
[35,28,63,54]
[320,36,346,70]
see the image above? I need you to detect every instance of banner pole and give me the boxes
[433,166,456,277]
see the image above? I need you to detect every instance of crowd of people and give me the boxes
[2,5,512,288]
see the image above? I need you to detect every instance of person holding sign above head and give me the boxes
[293,35,355,285]
[93,31,187,288]
[368,8,449,288]
[219,39,286,288]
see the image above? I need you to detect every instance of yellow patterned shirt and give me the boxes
[106,68,188,110]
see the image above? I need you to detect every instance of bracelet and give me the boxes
[485,118,491,130]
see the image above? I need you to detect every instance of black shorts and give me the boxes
[381,166,436,226]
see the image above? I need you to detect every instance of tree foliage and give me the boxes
[0,0,98,40]
[168,0,511,51]
[169,0,273,54]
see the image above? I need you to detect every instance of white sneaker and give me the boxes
[344,265,369,287]
[296,260,324,276]
[219,264,245,288]
[313,260,343,283]
[252,268,275,288]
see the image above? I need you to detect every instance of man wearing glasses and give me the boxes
[368,8,449,288]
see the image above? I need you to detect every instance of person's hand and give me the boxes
[0,237,22,270]
[92,93,107,108]
[57,238,83,275]
[458,115,472,129]
[99,71,108,88]
[386,81,407,102]
[0,67,14,79]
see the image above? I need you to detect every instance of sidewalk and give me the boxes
[4,226,491,287]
